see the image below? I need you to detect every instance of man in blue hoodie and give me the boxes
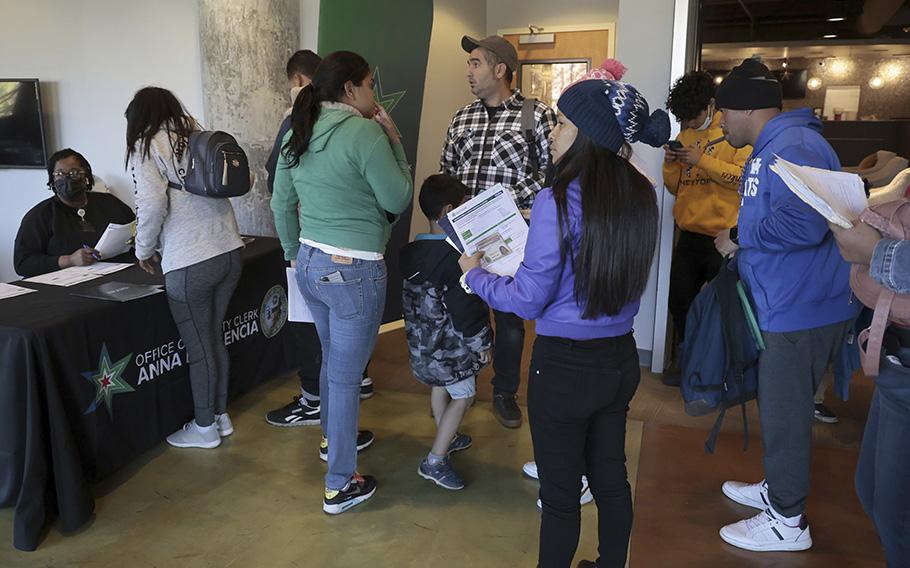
[712,58,860,553]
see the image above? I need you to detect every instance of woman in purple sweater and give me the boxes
[459,79,669,567]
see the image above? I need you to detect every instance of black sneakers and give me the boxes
[323,473,377,515]
[492,392,522,428]
[266,379,373,427]
[360,376,375,399]
[813,403,839,424]
[319,430,375,462]
[265,395,320,427]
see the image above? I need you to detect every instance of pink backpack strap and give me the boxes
[860,289,897,376]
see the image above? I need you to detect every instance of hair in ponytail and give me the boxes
[284,50,371,167]
[551,133,658,318]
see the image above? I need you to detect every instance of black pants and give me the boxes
[492,309,525,394]
[668,230,723,341]
[295,322,370,398]
[529,333,641,568]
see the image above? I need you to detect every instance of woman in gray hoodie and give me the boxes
[125,87,244,450]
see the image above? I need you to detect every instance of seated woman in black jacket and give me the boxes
[14,148,135,277]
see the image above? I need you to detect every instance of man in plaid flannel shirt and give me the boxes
[440,35,556,428]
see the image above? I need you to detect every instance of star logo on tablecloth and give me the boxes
[373,66,406,114]
[82,344,134,416]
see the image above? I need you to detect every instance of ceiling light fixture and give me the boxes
[823,34,838,39]
[807,77,823,90]
[869,76,885,89]
[827,17,845,22]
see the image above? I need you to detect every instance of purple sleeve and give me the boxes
[465,190,564,320]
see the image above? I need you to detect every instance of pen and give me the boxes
[83,244,102,261]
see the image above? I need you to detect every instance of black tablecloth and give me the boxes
[0,238,297,551]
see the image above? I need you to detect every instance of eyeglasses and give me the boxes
[52,169,88,180]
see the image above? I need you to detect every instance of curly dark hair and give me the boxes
[666,71,715,122]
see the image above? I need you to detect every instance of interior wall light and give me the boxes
[881,61,904,81]
[829,58,851,77]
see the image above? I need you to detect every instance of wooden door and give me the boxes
[502,29,614,109]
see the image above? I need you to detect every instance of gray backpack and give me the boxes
[168,131,251,198]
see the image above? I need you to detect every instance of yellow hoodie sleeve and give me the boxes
[696,145,751,192]
[662,158,683,196]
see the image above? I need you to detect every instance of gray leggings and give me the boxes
[165,249,242,426]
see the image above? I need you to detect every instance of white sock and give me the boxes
[770,506,802,526]
[300,387,320,404]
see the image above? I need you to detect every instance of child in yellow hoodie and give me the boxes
[662,71,752,385]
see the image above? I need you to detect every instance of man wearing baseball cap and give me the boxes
[440,35,557,429]
[713,57,860,553]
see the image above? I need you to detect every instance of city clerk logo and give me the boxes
[82,344,134,415]
[260,285,288,339]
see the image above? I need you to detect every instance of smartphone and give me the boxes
[667,140,684,151]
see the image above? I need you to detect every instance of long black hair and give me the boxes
[284,51,371,167]
[551,133,658,318]
[124,87,196,166]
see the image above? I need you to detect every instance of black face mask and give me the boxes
[53,176,90,202]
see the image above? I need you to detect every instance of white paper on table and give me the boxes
[286,267,314,323]
[24,267,104,287]
[0,282,37,300]
[445,184,529,277]
[78,262,134,275]
[770,155,868,229]
[94,222,134,259]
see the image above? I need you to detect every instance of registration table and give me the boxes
[0,238,297,551]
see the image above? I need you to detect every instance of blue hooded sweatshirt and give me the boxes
[736,108,860,332]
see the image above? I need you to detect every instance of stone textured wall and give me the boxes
[706,56,910,120]
[199,0,299,236]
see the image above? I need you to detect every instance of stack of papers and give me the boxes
[79,262,133,275]
[0,282,37,300]
[286,267,314,323]
[24,267,105,287]
[443,184,529,277]
[22,263,135,287]
[94,222,135,259]
[770,155,867,228]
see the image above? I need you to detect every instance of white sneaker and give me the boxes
[536,476,594,510]
[720,509,812,552]
[722,479,769,510]
[215,413,233,437]
[523,461,539,479]
[166,420,221,449]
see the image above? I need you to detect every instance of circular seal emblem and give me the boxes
[260,285,288,339]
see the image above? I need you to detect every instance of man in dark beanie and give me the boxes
[713,57,860,552]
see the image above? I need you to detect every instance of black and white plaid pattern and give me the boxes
[440,91,556,210]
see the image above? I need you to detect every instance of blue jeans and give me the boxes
[856,354,910,567]
[295,245,386,490]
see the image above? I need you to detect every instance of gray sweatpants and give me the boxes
[165,249,242,427]
[758,319,851,517]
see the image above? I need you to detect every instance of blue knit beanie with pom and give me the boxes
[558,79,670,152]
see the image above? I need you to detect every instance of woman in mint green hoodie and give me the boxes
[271,51,412,515]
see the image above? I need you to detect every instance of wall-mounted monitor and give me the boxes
[0,79,48,168]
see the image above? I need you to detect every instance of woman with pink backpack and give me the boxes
[831,216,910,567]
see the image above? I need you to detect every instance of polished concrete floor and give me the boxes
[0,373,643,568]
[1,325,883,567]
